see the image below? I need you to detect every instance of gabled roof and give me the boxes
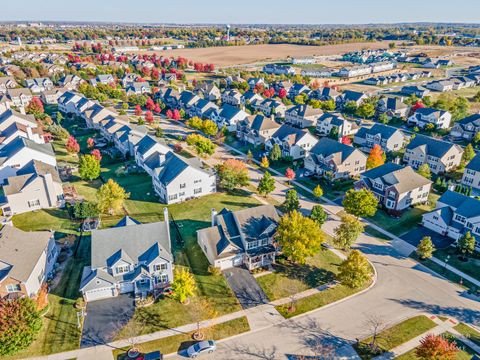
[438,190,480,219]
[309,138,359,165]
[248,114,280,132]
[406,134,461,158]
[342,90,367,102]
[154,152,211,185]
[0,226,53,283]
[91,221,172,269]
[362,163,431,193]
[0,137,54,163]
[135,135,169,157]
[115,216,141,227]
[356,123,402,140]
[286,104,323,118]
[456,114,480,127]
[466,153,480,172]
[414,107,447,119]
[271,124,311,145]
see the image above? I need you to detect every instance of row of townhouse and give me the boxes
[337,61,397,78]
[0,107,64,217]
[262,64,296,76]
[59,91,217,205]
[364,71,432,86]
[425,75,479,92]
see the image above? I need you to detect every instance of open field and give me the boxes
[127,41,398,67]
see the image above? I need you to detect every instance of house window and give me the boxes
[28,199,40,208]
[454,214,466,224]
[168,194,178,201]
[57,194,64,201]
[154,263,168,271]
[194,188,202,194]
[6,284,21,293]
[180,183,186,189]
[38,269,44,283]
[115,265,130,275]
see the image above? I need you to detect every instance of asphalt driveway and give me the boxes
[224,267,268,309]
[81,293,135,348]
[401,227,456,249]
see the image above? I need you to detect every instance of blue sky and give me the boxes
[1,0,479,24]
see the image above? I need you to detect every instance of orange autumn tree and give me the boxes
[366,144,385,170]
[416,334,458,360]
[216,159,250,191]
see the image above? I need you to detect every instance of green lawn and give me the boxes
[298,177,354,201]
[276,280,372,319]
[432,248,480,282]
[113,316,250,359]
[256,247,342,300]
[454,323,480,348]
[6,235,90,359]
[12,208,79,234]
[353,315,437,360]
[396,332,477,360]
[368,194,439,237]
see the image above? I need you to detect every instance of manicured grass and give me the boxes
[454,323,480,348]
[411,253,478,294]
[433,247,480,282]
[364,225,393,241]
[276,280,371,319]
[7,235,90,359]
[368,194,439,237]
[113,316,250,359]
[298,177,354,201]
[353,315,437,360]
[256,248,342,300]
[396,332,477,360]
[12,208,79,234]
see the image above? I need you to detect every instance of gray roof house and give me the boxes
[265,124,319,160]
[450,114,480,140]
[1,160,64,216]
[285,104,323,128]
[407,108,452,130]
[210,104,248,131]
[0,226,58,299]
[197,205,280,270]
[404,134,463,174]
[354,123,406,153]
[304,138,367,180]
[356,163,432,214]
[236,114,281,146]
[461,153,480,191]
[80,212,173,302]
[125,81,151,95]
[422,191,480,249]
[315,113,359,138]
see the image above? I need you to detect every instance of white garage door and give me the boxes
[85,287,116,302]
[119,282,134,294]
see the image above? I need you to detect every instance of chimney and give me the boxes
[26,126,34,140]
[159,153,166,164]
[163,207,170,243]
[211,208,217,226]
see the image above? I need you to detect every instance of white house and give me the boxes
[408,108,452,129]
[265,124,318,160]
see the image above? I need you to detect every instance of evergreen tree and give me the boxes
[283,189,300,213]
[257,171,275,197]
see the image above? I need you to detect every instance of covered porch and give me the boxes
[245,245,276,270]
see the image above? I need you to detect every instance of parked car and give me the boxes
[186,340,217,358]
[143,351,163,360]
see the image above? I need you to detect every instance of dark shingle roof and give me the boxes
[309,138,356,163]
[406,134,459,158]
[466,153,480,172]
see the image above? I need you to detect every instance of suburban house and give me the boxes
[256,98,287,118]
[265,124,318,160]
[337,90,369,106]
[426,80,455,92]
[236,114,281,146]
[134,135,171,176]
[408,108,452,129]
[450,114,480,140]
[178,90,201,111]
[125,82,151,95]
[304,138,367,180]
[0,225,58,299]
[355,163,432,214]
[404,134,463,174]
[461,153,480,191]
[57,91,86,115]
[285,105,323,128]
[58,74,83,90]
[197,205,280,270]
[401,86,430,98]
[80,213,173,302]
[1,160,64,216]
[242,91,264,108]
[41,88,66,105]
[422,190,480,249]
[188,98,219,118]
[25,77,54,93]
[0,137,56,184]
[315,113,359,138]
[0,121,44,149]
[378,97,410,118]
[82,103,117,129]
[221,89,243,107]
[90,74,115,86]
[151,152,216,204]
[112,123,148,157]
[210,104,248,131]
[2,88,33,107]
[0,77,18,94]
[354,123,406,152]
[195,83,221,101]
[311,87,341,102]
[288,83,311,98]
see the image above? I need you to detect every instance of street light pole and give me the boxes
[443,255,450,274]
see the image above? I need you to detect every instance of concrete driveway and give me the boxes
[224,267,268,309]
[401,227,456,249]
[81,293,135,348]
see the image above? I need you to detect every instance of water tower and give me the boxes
[226,24,231,42]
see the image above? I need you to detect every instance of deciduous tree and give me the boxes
[87,137,94,149]
[416,236,435,259]
[257,171,275,197]
[333,214,365,250]
[337,250,371,288]
[416,334,458,360]
[90,149,102,161]
[366,144,385,169]
[145,110,154,124]
[260,156,270,168]
[310,205,327,226]
[283,189,300,213]
[216,159,249,191]
[79,154,101,180]
[269,143,282,162]
[97,179,130,215]
[134,104,142,116]
[65,135,80,154]
[25,97,44,117]
[342,189,379,218]
[277,210,325,264]
[462,143,475,164]
[171,268,196,304]
[285,168,295,183]
[457,231,476,260]
[417,164,432,179]
[313,184,324,199]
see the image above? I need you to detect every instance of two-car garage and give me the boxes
[83,286,117,302]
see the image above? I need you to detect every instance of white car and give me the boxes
[186,340,216,358]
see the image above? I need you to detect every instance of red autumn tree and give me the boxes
[134,104,142,116]
[311,80,321,90]
[341,136,352,145]
[412,101,426,112]
[366,144,385,169]
[87,137,95,149]
[416,334,458,360]
[263,88,275,98]
[254,83,264,94]
[145,97,155,111]
[90,149,102,161]
[65,136,80,154]
[145,110,154,124]
[285,168,296,183]
[151,68,160,80]
[153,103,161,113]
[278,88,287,99]
[171,109,181,120]
[26,96,44,116]
[166,109,173,119]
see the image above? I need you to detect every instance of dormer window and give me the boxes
[115,264,130,275]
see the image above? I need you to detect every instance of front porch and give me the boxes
[245,247,276,271]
